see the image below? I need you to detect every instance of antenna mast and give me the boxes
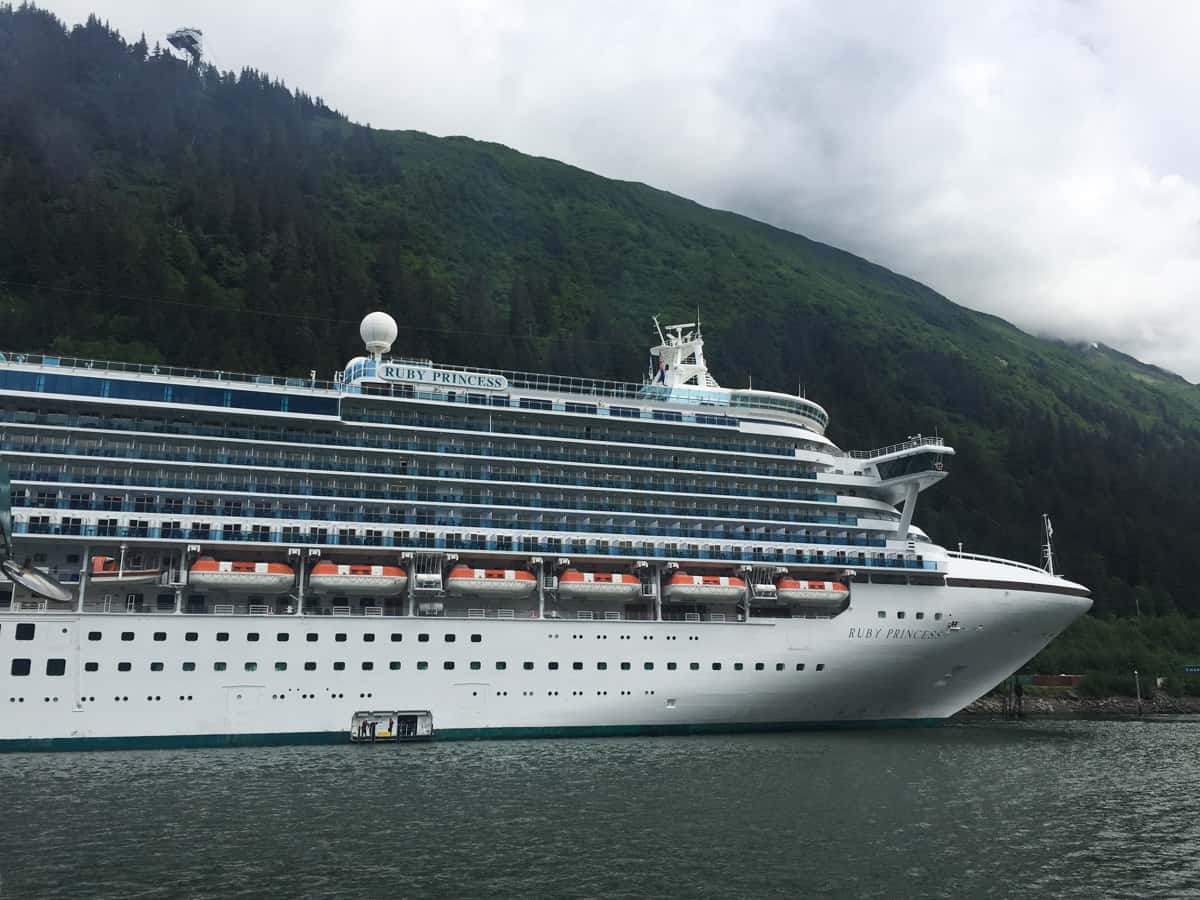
[1041,514,1056,576]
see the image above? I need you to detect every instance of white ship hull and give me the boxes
[0,569,1089,750]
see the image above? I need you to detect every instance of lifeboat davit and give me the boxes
[308,561,408,595]
[445,565,537,598]
[89,556,162,585]
[776,577,850,606]
[556,569,641,601]
[662,572,746,603]
[188,557,294,592]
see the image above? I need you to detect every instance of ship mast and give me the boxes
[1041,513,1055,576]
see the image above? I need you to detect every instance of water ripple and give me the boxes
[1,719,1197,899]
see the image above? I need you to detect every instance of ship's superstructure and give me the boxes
[0,315,1091,750]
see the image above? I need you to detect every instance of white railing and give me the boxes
[849,435,946,460]
[945,550,1048,575]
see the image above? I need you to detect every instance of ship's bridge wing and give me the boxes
[853,436,954,506]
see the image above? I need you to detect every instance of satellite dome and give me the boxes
[360,311,398,358]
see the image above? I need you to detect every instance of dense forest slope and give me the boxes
[2,6,1199,617]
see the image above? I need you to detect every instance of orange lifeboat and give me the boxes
[445,565,537,598]
[89,556,162,585]
[308,561,408,596]
[188,557,294,592]
[556,569,641,601]
[662,572,746,603]
[776,577,849,606]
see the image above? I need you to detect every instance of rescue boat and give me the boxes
[308,561,408,595]
[188,557,294,591]
[445,565,537,598]
[89,556,162,585]
[555,569,641,601]
[662,572,746,603]
[775,576,850,606]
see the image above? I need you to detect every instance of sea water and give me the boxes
[1,718,1197,898]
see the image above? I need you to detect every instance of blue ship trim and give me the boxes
[0,718,944,753]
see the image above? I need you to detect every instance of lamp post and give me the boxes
[1134,668,1143,715]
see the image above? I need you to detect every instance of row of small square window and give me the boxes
[83,630,480,644]
[877,611,942,620]
[12,659,825,676]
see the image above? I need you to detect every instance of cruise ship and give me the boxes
[0,313,1091,750]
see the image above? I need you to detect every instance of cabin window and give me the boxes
[816,664,825,671]
[690,663,700,671]
[495,661,507,671]
[523,661,534,670]
[361,662,373,671]
[572,662,583,671]
[620,662,631,671]
[470,661,481,671]
[334,662,346,671]
[153,632,166,642]
[934,613,943,621]
[182,662,196,672]
[417,661,429,671]
[390,633,402,642]
[214,662,227,671]
[247,633,260,642]
[88,631,101,641]
[644,662,654,671]
[305,662,317,671]
[877,611,886,619]
[118,662,131,672]
[335,633,347,642]
[150,662,164,672]
[796,663,806,671]
[548,662,559,670]
[712,663,722,671]
[121,631,134,641]
[733,663,743,671]
[10,659,31,676]
[444,634,455,643]
[185,632,198,642]
[419,634,430,643]
[389,662,401,671]
[217,632,229,642]
[277,632,290,642]
[84,662,99,672]
[755,663,765,671]
[46,659,66,676]
[597,662,608,671]
[307,633,319,642]
[667,662,677,671]
[916,612,925,620]
[471,634,481,643]
[776,663,785,671]
[897,611,906,620]
[244,662,257,672]
[16,623,34,640]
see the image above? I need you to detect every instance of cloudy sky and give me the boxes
[45,1,1200,379]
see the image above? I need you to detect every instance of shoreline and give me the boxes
[958,694,1200,718]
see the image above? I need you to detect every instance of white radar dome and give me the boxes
[360,311,398,358]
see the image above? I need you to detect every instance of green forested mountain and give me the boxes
[2,5,1199,618]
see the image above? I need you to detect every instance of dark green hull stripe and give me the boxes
[0,717,943,753]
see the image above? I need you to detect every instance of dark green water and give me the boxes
[1,718,1197,899]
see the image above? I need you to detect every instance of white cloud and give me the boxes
[44,0,1200,378]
